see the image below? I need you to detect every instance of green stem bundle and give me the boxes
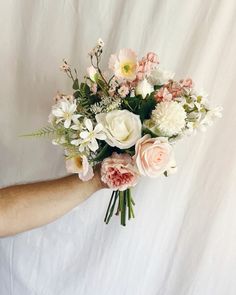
[104,188,135,226]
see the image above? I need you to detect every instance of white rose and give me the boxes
[148,67,175,85]
[96,110,142,149]
[135,79,154,98]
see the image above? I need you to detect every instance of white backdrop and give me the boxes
[0,0,236,294]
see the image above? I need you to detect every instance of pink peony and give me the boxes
[134,135,174,177]
[101,153,139,191]
[66,155,94,181]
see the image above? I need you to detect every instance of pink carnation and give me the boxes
[101,153,139,191]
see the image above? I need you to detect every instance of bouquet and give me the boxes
[27,39,222,226]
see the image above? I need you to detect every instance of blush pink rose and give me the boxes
[101,153,139,191]
[134,135,173,177]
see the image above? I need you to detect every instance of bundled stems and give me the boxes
[104,188,135,226]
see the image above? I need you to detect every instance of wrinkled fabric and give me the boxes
[0,0,236,294]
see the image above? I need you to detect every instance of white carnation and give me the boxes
[151,101,187,136]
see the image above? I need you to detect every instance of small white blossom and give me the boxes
[118,85,129,98]
[60,59,70,72]
[51,99,80,128]
[199,106,223,132]
[91,103,103,114]
[71,119,106,152]
[87,66,98,82]
[97,38,104,47]
[135,79,154,98]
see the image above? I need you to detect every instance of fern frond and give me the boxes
[20,126,56,138]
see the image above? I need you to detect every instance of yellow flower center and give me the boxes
[75,156,83,169]
[120,61,136,77]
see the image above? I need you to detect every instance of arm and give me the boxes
[0,170,104,237]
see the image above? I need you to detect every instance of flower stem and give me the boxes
[104,191,115,223]
[104,189,135,226]
[105,191,119,224]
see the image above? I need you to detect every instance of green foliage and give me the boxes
[154,85,163,90]
[73,82,95,117]
[92,143,111,162]
[72,78,79,90]
[20,126,56,137]
[122,93,157,121]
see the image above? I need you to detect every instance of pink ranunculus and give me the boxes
[101,153,139,191]
[134,135,173,177]
[66,155,94,181]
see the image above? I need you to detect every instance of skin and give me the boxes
[0,170,105,238]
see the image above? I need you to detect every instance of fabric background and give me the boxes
[0,0,236,294]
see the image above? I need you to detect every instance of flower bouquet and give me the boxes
[26,39,222,226]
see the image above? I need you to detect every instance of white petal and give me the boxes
[69,103,77,113]
[94,123,104,133]
[64,119,71,128]
[85,119,93,131]
[61,101,69,112]
[71,139,79,146]
[95,133,107,140]
[80,131,89,139]
[52,109,64,117]
[88,139,99,151]
[71,125,80,131]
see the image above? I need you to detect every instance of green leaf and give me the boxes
[73,91,80,98]
[20,126,56,137]
[92,143,111,162]
[80,82,90,97]
[139,94,156,121]
[72,78,79,90]
[154,84,163,90]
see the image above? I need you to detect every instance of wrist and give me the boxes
[92,169,106,191]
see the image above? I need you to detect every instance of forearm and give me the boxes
[0,171,103,237]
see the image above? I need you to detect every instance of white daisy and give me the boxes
[71,119,106,152]
[52,99,80,128]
